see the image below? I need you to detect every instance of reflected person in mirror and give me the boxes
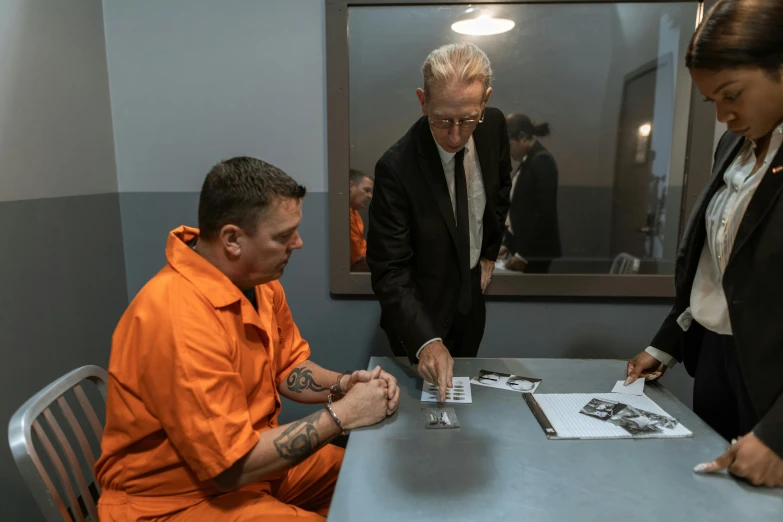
[499,114,562,273]
[626,0,783,488]
[349,168,373,272]
[367,43,512,402]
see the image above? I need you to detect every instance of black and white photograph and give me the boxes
[579,398,622,420]
[421,407,460,430]
[607,405,662,435]
[579,398,680,435]
[637,409,680,430]
[471,369,542,394]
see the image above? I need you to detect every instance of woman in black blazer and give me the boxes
[499,114,561,273]
[626,0,783,488]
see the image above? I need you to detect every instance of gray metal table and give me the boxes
[327,358,783,522]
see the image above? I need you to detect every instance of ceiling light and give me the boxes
[451,15,515,36]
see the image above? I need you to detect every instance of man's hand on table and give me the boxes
[332,374,390,430]
[341,365,400,416]
[417,341,453,402]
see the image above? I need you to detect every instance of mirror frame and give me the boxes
[327,0,718,297]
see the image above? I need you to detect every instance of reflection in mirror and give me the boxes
[349,168,373,272]
[348,2,699,275]
[499,114,561,274]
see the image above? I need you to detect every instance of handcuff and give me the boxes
[324,371,352,434]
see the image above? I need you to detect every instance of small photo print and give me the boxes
[638,409,679,430]
[471,369,542,393]
[421,407,460,429]
[607,405,662,435]
[580,399,680,435]
[580,398,622,420]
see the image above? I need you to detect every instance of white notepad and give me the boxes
[531,393,692,439]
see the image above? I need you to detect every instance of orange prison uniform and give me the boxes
[95,226,344,521]
[349,208,366,264]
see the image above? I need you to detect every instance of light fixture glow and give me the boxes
[451,15,515,36]
[638,123,652,137]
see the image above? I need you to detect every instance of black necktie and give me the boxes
[454,148,472,314]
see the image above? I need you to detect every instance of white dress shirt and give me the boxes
[417,135,486,359]
[504,157,528,262]
[646,123,783,367]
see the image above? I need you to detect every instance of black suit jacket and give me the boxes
[651,130,783,457]
[367,107,512,362]
[504,141,562,259]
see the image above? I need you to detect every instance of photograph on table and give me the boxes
[580,398,680,434]
[421,376,473,404]
[421,407,460,429]
[607,405,662,435]
[579,398,623,420]
[470,369,542,393]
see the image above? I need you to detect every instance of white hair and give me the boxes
[422,43,493,94]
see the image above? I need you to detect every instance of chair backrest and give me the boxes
[609,252,641,275]
[8,365,108,522]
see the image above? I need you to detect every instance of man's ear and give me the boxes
[483,87,493,105]
[416,88,427,115]
[219,224,243,257]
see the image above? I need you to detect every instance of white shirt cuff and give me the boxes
[416,338,442,360]
[645,346,677,368]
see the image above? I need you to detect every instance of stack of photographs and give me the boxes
[579,398,679,435]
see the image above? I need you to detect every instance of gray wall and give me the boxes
[0,1,127,521]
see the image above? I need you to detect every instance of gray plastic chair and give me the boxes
[8,365,108,522]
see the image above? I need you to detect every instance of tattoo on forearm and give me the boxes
[286,367,328,393]
[273,410,324,462]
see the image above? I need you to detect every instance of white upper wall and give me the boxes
[0,0,117,202]
[103,0,327,193]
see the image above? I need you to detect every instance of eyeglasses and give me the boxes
[429,109,485,130]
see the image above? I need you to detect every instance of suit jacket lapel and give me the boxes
[416,118,458,248]
[677,133,743,291]
[730,140,783,263]
[691,134,744,236]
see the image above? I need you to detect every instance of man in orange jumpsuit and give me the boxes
[349,169,373,271]
[95,157,400,521]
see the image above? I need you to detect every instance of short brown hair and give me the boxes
[198,156,306,240]
[349,168,374,185]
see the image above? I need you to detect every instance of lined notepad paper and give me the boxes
[533,393,692,439]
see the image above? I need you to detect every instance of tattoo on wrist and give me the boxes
[286,367,328,393]
[273,410,324,462]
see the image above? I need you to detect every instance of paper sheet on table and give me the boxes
[531,393,692,439]
[421,377,473,404]
[611,379,645,395]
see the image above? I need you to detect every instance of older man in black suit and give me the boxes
[367,43,512,401]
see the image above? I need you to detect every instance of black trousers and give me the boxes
[525,259,552,274]
[693,329,758,442]
[443,265,486,358]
